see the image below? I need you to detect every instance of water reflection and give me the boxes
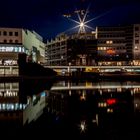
[46,80,139,138]
[0,79,139,139]
[0,79,53,127]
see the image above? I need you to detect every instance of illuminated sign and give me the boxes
[106,49,115,55]
[0,46,25,52]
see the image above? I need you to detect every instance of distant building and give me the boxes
[132,24,140,65]
[96,24,140,66]
[45,32,97,66]
[96,26,131,66]
[0,28,45,66]
[46,24,140,66]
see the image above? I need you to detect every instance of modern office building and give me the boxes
[45,32,97,66]
[45,24,140,66]
[96,26,131,66]
[132,24,140,65]
[0,28,45,66]
[96,24,140,66]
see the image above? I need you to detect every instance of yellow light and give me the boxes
[80,22,84,27]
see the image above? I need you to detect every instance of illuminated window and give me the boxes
[135,46,138,50]
[100,47,103,50]
[106,40,113,44]
[106,41,110,44]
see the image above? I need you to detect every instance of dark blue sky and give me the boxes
[0,0,140,40]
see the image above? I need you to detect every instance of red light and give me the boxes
[107,99,116,105]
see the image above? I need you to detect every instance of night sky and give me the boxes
[0,0,140,40]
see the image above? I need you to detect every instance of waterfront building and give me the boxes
[46,24,140,66]
[0,28,45,66]
[96,24,140,66]
[45,32,97,66]
[96,26,128,66]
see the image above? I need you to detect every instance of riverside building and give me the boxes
[45,32,97,66]
[0,28,45,75]
[45,24,140,66]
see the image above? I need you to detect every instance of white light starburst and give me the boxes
[63,6,110,34]
[63,6,94,34]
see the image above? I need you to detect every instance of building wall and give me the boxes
[46,33,97,66]
[0,28,22,44]
[45,33,68,65]
[0,28,45,65]
[133,24,140,60]
[22,29,45,63]
[67,38,97,66]
[97,26,126,61]
[46,24,140,66]
[96,25,134,65]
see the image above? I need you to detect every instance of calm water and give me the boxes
[0,79,139,139]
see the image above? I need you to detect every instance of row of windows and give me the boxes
[98,28,124,32]
[98,40,125,44]
[0,103,26,111]
[98,47,126,51]
[0,31,19,36]
[2,39,19,43]
[98,34,125,38]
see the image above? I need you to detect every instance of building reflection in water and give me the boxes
[0,81,50,126]
[47,80,140,134]
[0,79,140,138]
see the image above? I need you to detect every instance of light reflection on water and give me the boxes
[0,82,48,126]
[47,80,140,138]
[0,80,139,139]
